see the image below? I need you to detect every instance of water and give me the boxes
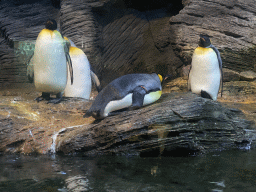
[0,149,256,192]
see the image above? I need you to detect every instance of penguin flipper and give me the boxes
[131,86,147,109]
[220,74,223,97]
[90,70,102,92]
[188,72,191,91]
[64,41,74,85]
[210,45,223,97]
[27,53,34,83]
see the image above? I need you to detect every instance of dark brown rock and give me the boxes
[223,81,256,96]
[57,92,256,156]
[60,0,184,86]
[240,71,256,81]
[223,68,240,82]
[0,84,255,156]
[169,0,256,73]
[2,0,256,88]
[0,0,60,86]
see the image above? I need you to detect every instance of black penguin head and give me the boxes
[198,34,211,47]
[158,74,171,85]
[45,19,57,30]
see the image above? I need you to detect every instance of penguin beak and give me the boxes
[198,38,204,47]
[164,75,171,81]
[161,75,171,85]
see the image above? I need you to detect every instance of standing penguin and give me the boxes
[30,19,73,103]
[85,73,163,119]
[188,34,223,100]
[63,37,101,99]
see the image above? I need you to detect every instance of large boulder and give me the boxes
[60,0,184,86]
[170,0,256,72]
[0,87,255,156]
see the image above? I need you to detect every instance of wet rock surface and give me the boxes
[0,84,96,154]
[0,82,255,156]
[0,1,256,157]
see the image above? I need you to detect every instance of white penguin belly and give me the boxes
[189,51,221,100]
[103,90,162,117]
[64,52,91,99]
[143,90,162,106]
[104,93,133,117]
[34,34,67,93]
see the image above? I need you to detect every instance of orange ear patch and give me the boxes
[158,74,163,82]
[69,47,84,55]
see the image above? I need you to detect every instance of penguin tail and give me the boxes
[83,111,103,120]
[90,70,102,92]
[83,111,92,118]
[201,90,213,100]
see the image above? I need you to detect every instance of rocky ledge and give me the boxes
[0,84,255,156]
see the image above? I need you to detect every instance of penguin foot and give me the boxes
[47,92,63,104]
[108,111,123,116]
[35,96,44,103]
[35,92,51,103]
[47,98,62,104]
[128,106,141,111]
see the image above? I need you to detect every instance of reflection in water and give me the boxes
[0,149,256,191]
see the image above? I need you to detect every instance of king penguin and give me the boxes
[29,19,73,103]
[85,73,163,119]
[63,37,101,99]
[188,34,223,100]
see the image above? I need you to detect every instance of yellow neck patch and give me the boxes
[158,74,163,82]
[69,46,84,55]
[194,47,213,55]
[38,29,61,39]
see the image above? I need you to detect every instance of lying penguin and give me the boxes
[188,34,223,100]
[85,73,164,119]
[27,19,73,104]
[63,37,101,99]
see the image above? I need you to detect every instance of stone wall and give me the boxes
[1,0,256,87]
[0,0,60,87]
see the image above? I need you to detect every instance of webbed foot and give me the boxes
[35,92,50,103]
[47,92,63,104]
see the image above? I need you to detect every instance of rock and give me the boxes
[240,71,256,81]
[223,68,240,82]
[56,92,255,156]
[61,0,184,86]
[0,0,60,86]
[179,65,191,79]
[169,0,256,73]
[223,81,256,96]
[182,0,191,7]
[1,0,256,88]
[0,85,255,156]
[164,77,188,93]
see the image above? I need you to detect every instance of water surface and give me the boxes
[0,149,256,192]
